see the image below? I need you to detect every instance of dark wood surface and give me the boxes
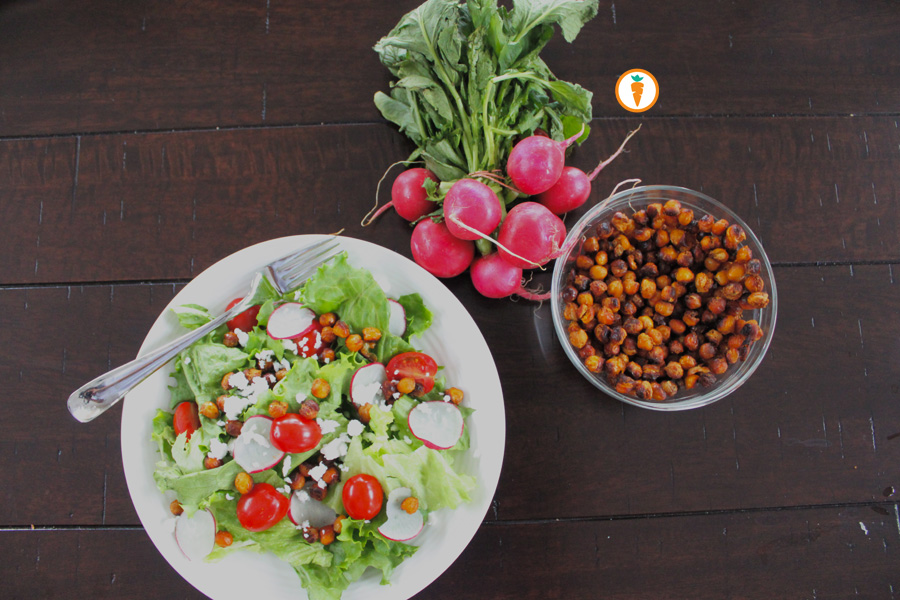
[2,1,899,598]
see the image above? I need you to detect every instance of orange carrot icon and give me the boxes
[630,74,644,106]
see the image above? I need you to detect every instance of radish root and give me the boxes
[447,215,543,269]
[469,170,524,195]
[587,124,642,181]
[361,159,426,227]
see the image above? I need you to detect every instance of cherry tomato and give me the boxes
[225,297,262,332]
[173,402,200,441]
[236,483,290,532]
[342,474,383,520]
[293,321,324,358]
[270,413,322,453]
[386,352,439,393]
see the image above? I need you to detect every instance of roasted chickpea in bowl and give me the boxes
[550,185,777,411]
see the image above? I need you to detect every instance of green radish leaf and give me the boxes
[374,91,424,146]
[507,0,599,44]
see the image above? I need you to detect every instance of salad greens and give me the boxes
[152,253,476,600]
[374,0,598,186]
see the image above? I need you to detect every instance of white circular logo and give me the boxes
[615,69,659,113]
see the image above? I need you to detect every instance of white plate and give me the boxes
[121,235,505,600]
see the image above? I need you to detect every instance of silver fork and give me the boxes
[67,237,341,423]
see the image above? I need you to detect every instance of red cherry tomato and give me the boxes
[225,297,262,332]
[386,352,439,393]
[293,321,324,358]
[270,414,322,453]
[173,402,200,441]
[342,474,383,521]
[236,483,290,532]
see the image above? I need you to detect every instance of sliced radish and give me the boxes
[174,508,217,562]
[267,303,317,340]
[407,401,464,450]
[388,299,407,337]
[232,415,285,473]
[289,484,337,529]
[350,362,387,407]
[378,487,424,542]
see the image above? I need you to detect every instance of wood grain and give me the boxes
[1,116,897,286]
[1,0,898,137]
[2,504,897,599]
[2,263,898,526]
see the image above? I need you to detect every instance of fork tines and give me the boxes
[266,237,341,293]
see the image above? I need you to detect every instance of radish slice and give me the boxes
[378,487,424,542]
[388,299,407,337]
[174,508,217,562]
[407,401,464,450]
[289,485,337,529]
[267,303,317,340]
[350,363,387,407]
[232,415,285,473]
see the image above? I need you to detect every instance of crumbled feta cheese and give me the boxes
[317,419,340,435]
[392,392,400,399]
[282,338,298,353]
[256,349,275,363]
[228,370,249,390]
[279,359,292,372]
[443,394,452,403]
[183,356,192,365]
[282,455,293,477]
[245,376,270,399]
[339,464,349,472]
[224,395,254,420]
[216,420,226,427]
[234,328,249,347]
[403,436,412,444]
[297,490,310,502]
[301,520,310,529]
[207,439,229,460]
[347,420,365,437]
[321,435,350,461]
[308,463,328,482]
[317,480,327,489]
[323,357,331,364]
[225,493,235,501]
[282,485,291,495]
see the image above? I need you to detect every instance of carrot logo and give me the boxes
[615,69,659,113]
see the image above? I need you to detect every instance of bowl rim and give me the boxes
[550,185,778,411]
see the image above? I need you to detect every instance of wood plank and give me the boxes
[0,283,181,526]
[1,116,898,285]
[1,1,898,136]
[2,264,899,526]
[2,504,898,598]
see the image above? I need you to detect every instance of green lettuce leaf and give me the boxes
[396,293,432,339]
[299,253,390,334]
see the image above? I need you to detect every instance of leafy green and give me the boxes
[299,253,390,334]
[374,0,598,198]
[171,304,213,330]
[396,293,432,339]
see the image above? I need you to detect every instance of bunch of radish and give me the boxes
[364,127,640,301]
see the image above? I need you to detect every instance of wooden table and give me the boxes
[2,1,899,598]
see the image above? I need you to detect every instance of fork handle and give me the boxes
[66,299,251,423]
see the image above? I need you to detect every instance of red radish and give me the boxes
[350,363,387,407]
[470,253,550,301]
[536,126,642,215]
[267,303,317,340]
[174,508,216,562]
[232,415,285,474]
[363,168,439,224]
[410,219,475,278]
[443,179,502,241]
[496,202,566,269]
[506,126,584,195]
[378,486,424,542]
[289,485,338,528]
[388,299,407,337]
[408,401,464,450]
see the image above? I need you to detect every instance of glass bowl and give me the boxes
[550,185,778,411]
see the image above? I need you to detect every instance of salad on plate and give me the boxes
[151,252,476,600]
